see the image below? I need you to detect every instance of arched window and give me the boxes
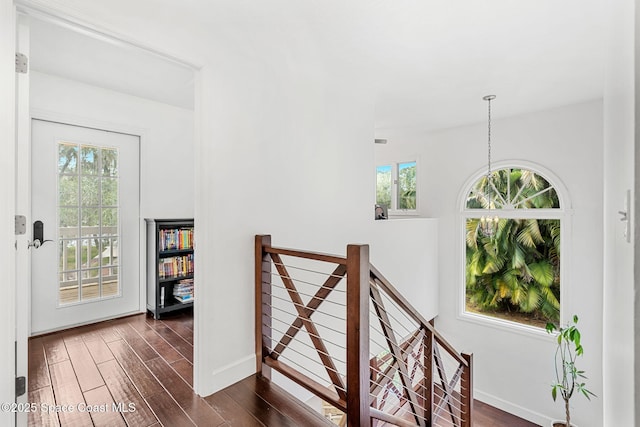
[461,164,567,330]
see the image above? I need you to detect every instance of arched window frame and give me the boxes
[458,160,572,335]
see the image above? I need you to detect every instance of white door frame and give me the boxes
[1,1,17,425]
[13,2,202,410]
[14,14,31,427]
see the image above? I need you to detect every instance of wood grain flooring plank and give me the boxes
[41,335,69,365]
[28,386,59,427]
[97,359,158,427]
[128,323,184,363]
[145,391,195,427]
[96,322,122,343]
[223,379,300,427]
[203,391,264,427]
[145,322,193,363]
[145,357,225,426]
[82,333,115,365]
[114,323,160,362]
[107,339,162,398]
[28,337,51,391]
[170,358,193,387]
[161,317,194,345]
[48,360,93,427]
[64,334,104,392]
[83,385,127,427]
[473,400,540,427]
[240,375,332,427]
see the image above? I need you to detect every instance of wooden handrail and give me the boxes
[264,245,347,265]
[370,264,468,367]
[370,408,418,427]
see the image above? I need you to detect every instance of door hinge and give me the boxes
[15,52,28,74]
[15,376,25,397]
[15,215,26,235]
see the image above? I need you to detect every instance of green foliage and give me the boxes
[466,217,560,322]
[465,168,561,325]
[398,163,416,209]
[546,316,596,426]
[376,166,391,209]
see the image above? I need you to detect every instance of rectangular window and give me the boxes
[375,161,417,213]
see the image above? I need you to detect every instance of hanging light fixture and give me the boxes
[479,94,499,237]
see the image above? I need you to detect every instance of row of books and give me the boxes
[173,278,194,304]
[158,254,194,279]
[159,227,194,252]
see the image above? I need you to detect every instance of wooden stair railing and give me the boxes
[255,235,473,426]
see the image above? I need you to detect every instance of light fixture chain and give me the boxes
[487,97,492,180]
[480,94,498,237]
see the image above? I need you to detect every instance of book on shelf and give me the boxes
[174,294,193,304]
[159,227,194,252]
[173,278,194,304]
[158,254,194,279]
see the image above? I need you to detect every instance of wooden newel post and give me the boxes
[255,235,272,379]
[346,244,370,427]
[461,352,473,427]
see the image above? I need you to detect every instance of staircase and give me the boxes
[255,235,473,427]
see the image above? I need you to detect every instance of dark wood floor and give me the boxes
[28,310,540,426]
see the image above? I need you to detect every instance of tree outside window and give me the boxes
[463,167,562,328]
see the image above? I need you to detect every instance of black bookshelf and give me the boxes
[146,218,194,319]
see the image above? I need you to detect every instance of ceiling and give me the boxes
[29,17,195,110]
[27,0,607,131]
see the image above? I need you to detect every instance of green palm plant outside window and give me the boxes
[465,168,561,326]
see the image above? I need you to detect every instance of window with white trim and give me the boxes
[463,167,564,329]
[376,161,417,213]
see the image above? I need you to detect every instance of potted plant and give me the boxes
[545,315,595,427]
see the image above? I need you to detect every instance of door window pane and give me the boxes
[102,178,118,206]
[59,208,79,237]
[59,239,78,271]
[58,176,78,206]
[81,176,100,206]
[81,208,100,228]
[102,148,118,176]
[58,143,78,174]
[80,146,100,175]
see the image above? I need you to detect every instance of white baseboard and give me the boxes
[475,389,552,426]
[199,354,255,397]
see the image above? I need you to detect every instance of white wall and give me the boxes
[195,49,376,394]
[376,100,604,425]
[603,0,636,425]
[368,218,439,321]
[29,71,195,220]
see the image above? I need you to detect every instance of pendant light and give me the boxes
[479,95,499,237]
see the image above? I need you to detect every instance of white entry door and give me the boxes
[31,119,140,334]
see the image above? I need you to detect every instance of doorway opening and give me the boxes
[15,9,198,420]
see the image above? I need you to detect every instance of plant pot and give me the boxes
[551,421,577,427]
